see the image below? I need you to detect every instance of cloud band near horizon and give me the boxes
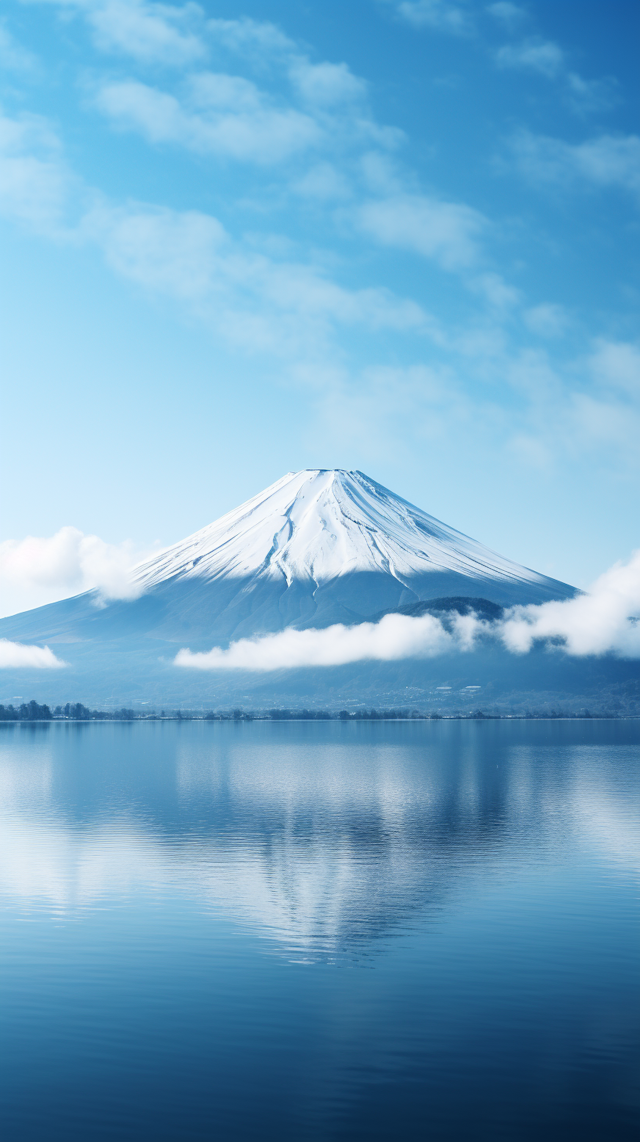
[0,640,67,669]
[175,549,640,671]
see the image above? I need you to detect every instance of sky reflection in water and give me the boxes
[0,720,638,1141]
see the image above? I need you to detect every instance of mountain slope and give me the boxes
[0,469,585,707]
[133,469,573,605]
[0,470,575,646]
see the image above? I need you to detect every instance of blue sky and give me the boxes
[1,0,639,613]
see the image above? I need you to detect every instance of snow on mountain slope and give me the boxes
[133,469,556,595]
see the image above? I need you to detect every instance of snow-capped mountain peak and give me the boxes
[133,469,553,594]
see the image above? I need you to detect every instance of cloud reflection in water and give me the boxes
[0,721,637,961]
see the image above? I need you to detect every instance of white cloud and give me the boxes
[30,0,372,119]
[304,360,463,459]
[496,37,564,78]
[523,303,568,338]
[90,0,205,64]
[176,549,640,671]
[358,192,485,270]
[570,135,640,193]
[90,45,399,164]
[0,527,145,606]
[292,162,352,201]
[289,60,367,107]
[589,339,640,396]
[4,102,618,475]
[495,34,617,113]
[570,392,640,457]
[502,348,564,410]
[559,340,640,460]
[386,1,471,35]
[0,640,66,669]
[206,15,294,57]
[509,130,640,200]
[26,0,207,65]
[0,23,38,73]
[31,0,372,127]
[359,150,404,195]
[176,611,466,671]
[82,200,430,355]
[501,551,640,657]
[535,340,640,464]
[84,201,227,298]
[564,72,618,115]
[486,3,525,29]
[471,272,521,310]
[94,76,321,164]
[0,105,433,359]
[0,110,71,231]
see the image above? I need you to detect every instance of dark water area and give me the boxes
[0,720,638,1141]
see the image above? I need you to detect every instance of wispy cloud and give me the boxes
[496,338,640,476]
[90,0,206,64]
[26,0,207,65]
[589,339,640,396]
[94,75,321,164]
[176,548,640,672]
[0,109,72,231]
[0,105,431,357]
[0,640,66,668]
[0,22,39,73]
[82,200,431,356]
[486,3,525,31]
[3,96,639,479]
[207,14,294,58]
[563,72,618,115]
[5,4,638,500]
[470,272,520,311]
[35,0,379,146]
[88,49,397,165]
[388,0,613,118]
[382,1,471,35]
[523,303,568,339]
[509,130,640,200]
[301,359,464,458]
[292,161,352,201]
[27,0,305,69]
[289,59,367,107]
[495,36,617,113]
[496,36,564,79]
[357,192,485,270]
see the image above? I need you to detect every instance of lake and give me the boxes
[0,719,638,1141]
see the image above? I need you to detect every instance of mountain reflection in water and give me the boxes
[1,720,638,960]
[1,719,639,1142]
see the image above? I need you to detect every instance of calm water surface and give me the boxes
[0,719,638,1141]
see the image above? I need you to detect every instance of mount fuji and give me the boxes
[5,468,631,711]
[132,465,571,607]
[131,468,575,623]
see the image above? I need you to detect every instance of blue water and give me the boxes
[0,720,638,1141]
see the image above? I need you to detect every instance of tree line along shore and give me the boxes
[0,701,623,722]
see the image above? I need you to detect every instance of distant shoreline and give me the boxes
[2,713,638,724]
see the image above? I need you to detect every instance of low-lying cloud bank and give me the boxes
[0,526,151,616]
[501,550,640,656]
[176,550,640,671]
[0,640,67,669]
[176,612,465,672]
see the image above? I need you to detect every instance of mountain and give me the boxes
[0,469,574,645]
[129,469,574,623]
[5,469,635,713]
